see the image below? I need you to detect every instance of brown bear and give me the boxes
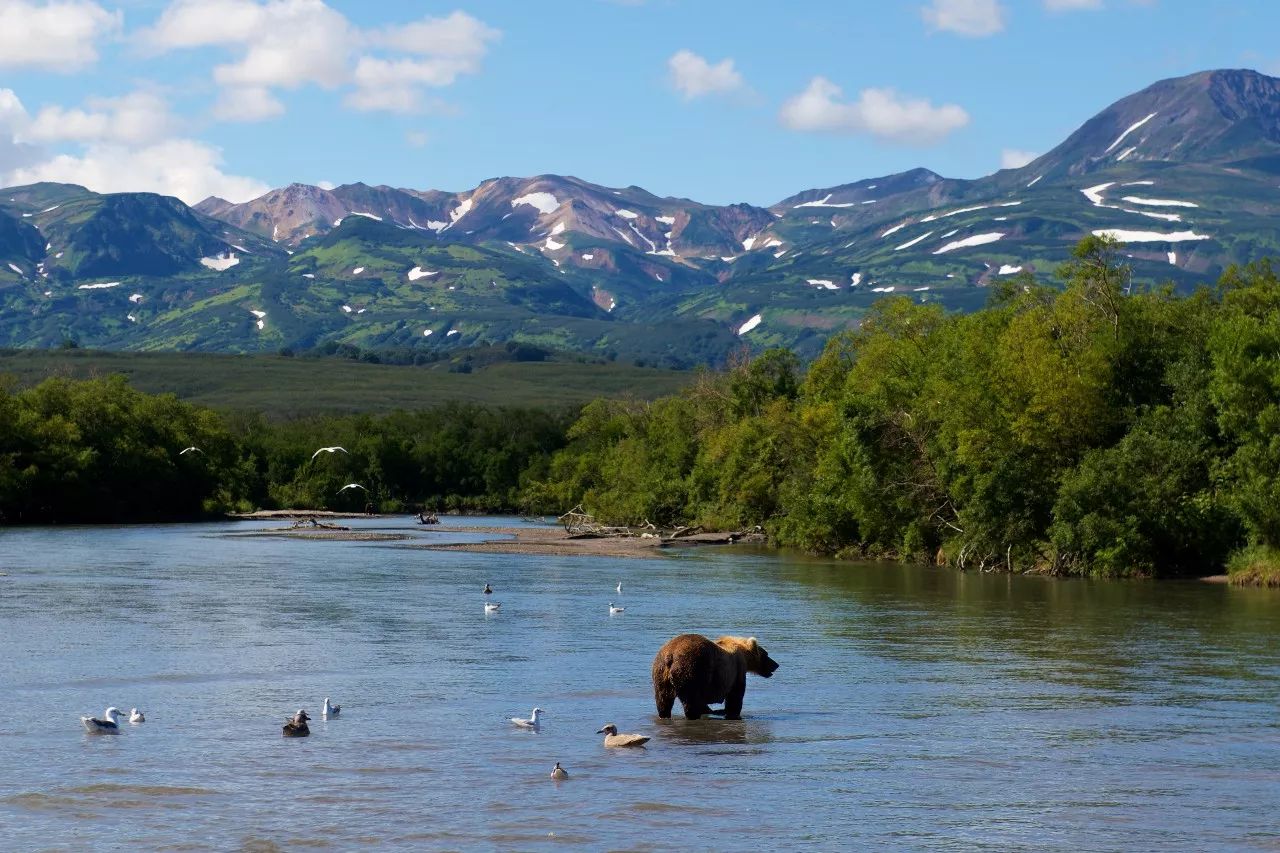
[651,634,779,720]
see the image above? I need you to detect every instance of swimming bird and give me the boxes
[129,708,145,724]
[282,709,311,737]
[550,762,568,781]
[337,483,367,494]
[485,601,501,613]
[483,583,493,596]
[511,707,542,730]
[81,707,123,734]
[596,723,649,748]
[179,446,203,456]
[608,602,624,614]
[323,697,340,718]
[616,581,622,594]
[311,446,348,460]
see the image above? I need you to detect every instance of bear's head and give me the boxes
[744,637,779,678]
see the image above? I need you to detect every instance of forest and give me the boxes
[525,237,1280,583]
[3,236,1279,582]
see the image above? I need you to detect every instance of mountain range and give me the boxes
[2,68,1278,365]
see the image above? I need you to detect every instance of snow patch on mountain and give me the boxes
[511,192,560,215]
[933,233,1005,254]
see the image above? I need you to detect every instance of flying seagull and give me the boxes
[312,446,348,460]
[337,483,367,494]
[179,446,203,455]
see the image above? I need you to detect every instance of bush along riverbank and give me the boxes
[0,374,573,523]
[521,237,1280,584]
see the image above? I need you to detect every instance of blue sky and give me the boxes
[0,0,1274,205]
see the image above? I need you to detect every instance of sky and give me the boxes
[0,0,1275,207]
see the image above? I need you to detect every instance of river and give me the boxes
[0,518,1277,851]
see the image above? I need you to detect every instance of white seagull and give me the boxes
[609,602,624,614]
[485,601,501,613]
[511,707,542,729]
[129,708,145,724]
[616,581,622,594]
[179,446,203,456]
[323,697,340,718]
[337,483,367,494]
[311,446,348,460]
[81,707,123,734]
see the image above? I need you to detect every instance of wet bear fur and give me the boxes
[651,634,779,720]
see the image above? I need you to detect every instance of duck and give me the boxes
[550,762,568,781]
[484,601,501,612]
[81,707,123,734]
[596,723,649,748]
[282,709,311,737]
[129,708,145,724]
[323,697,340,718]
[483,583,493,596]
[511,707,543,730]
[608,602,624,614]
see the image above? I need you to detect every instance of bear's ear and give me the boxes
[747,637,758,649]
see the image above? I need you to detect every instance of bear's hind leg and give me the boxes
[655,688,675,718]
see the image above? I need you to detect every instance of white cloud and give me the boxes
[0,0,122,71]
[142,2,499,117]
[0,89,43,172]
[667,50,744,100]
[7,138,269,203]
[26,91,175,145]
[317,180,335,190]
[373,10,498,59]
[1045,0,1102,9]
[1001,148,1038,169]
[779,77,969,145]
[213,86,285,122]
[405,130,429,148]
[921,0,1005,36]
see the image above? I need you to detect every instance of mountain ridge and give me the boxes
[3,68,1280,363]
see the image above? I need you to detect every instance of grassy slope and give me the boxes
[0,349,691,415]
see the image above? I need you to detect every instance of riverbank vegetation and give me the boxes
[4,237,1280,582]
[0,375,571,523]
[524,238,1280,581]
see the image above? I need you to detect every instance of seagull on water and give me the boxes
[81,707,123,734]
[323,697,340,718]
[511,707,542,730]
[596,723,650,748]
[485,601,501,613]
[550,762,568,781]
[616,581,622,594]
[312,446,348,460]
[129,708,145,724]
[608,602,624,614]
[337,483,367,494]
[179,446,203,456]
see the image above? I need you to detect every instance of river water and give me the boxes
[0,518,1277,851]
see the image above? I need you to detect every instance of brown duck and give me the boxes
[596,723,650,748]
[282,709,311,737]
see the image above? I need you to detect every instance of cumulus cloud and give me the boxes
[1,88,266,203]
[1001,148,1039,169]
[1045,0,1102,9]
[0,89,43,173]
[25,91,175,145]
[141,1,499,118]
[921,0,1005,36]
[779,77,969,145]
[667,50,744,100]
[0,0,122,71]
[7,139,269,203]
[213,86,285,122]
